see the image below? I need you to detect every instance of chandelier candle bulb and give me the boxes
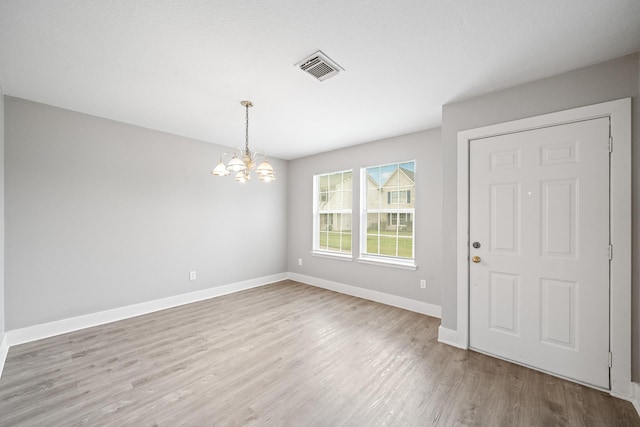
[211,100,276,183]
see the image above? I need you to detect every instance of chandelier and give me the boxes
[211,101,276,183]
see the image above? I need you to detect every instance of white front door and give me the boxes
[469,117,610,389]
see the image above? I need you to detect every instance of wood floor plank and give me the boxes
[0,280,638,426]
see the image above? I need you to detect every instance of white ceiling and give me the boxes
[1,1,639,160]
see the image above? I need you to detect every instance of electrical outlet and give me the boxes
[420,279,426,289]
[189,271,197,281]
[298,258,303,266]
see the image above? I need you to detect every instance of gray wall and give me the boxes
[440,53,640,380]
[5,97,288,330]
[0,90,5,341]
[287,129,442,306]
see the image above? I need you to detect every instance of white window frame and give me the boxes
[358,161,417,270]
[312,169,353,259]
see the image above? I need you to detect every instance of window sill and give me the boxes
[310,251,354,262]
[357,256,417,271]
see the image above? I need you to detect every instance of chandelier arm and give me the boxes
[252,150,267,161]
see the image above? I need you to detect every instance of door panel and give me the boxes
[541,179,577,257]
[489,272,519,334]
[469,117,610,389]
[491,183,520,253]
[540,278,577,349]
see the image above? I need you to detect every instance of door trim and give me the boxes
[455,98,631,397]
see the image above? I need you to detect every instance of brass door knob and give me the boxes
[472,256,481,263]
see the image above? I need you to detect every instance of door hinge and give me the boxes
[608,352,612,368]
[608,244,613,261]
[608,136,613,153]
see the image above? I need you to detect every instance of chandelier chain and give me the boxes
[245,103,249,154]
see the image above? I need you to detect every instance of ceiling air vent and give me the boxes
[295,50,344,82]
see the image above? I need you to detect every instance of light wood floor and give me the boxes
[0,280,638,426]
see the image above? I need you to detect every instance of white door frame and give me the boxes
[455,98,632,398]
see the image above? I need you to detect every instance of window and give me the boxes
[388,190,410,204]
[313,170,352,255]
[361,161,415,265]
[388,212,412,227]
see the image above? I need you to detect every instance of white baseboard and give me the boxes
[612,381,640,417]
[288,272,441,318]
[0,334,8,379]
[6,273,287,347]
[631,382,640,418]
[437,325,467,349]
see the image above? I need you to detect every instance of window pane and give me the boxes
[342,213,352,232]
[379,235,398,257]
[340,232,352,252]
[399,161,414,174]
[329,172,342,190]
[366,167,381,209]
[379,164,397,187]
[325,213,352,253]
[319,191,328,207]
[319,175,329,191]
[367,213,379,233]
[319,213,330,231]
[343,190,352,210]
[367,186,381,210]
[325,191,337,210]
[398,236,413,258]
[319,231,328,250]
[367,234,379,254]
[327,232,341,251]
[366,166,380,187]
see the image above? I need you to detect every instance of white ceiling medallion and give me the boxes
[295,50,344,82]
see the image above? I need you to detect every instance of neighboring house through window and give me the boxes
[313,170,352,255]
[360,161,415,266]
